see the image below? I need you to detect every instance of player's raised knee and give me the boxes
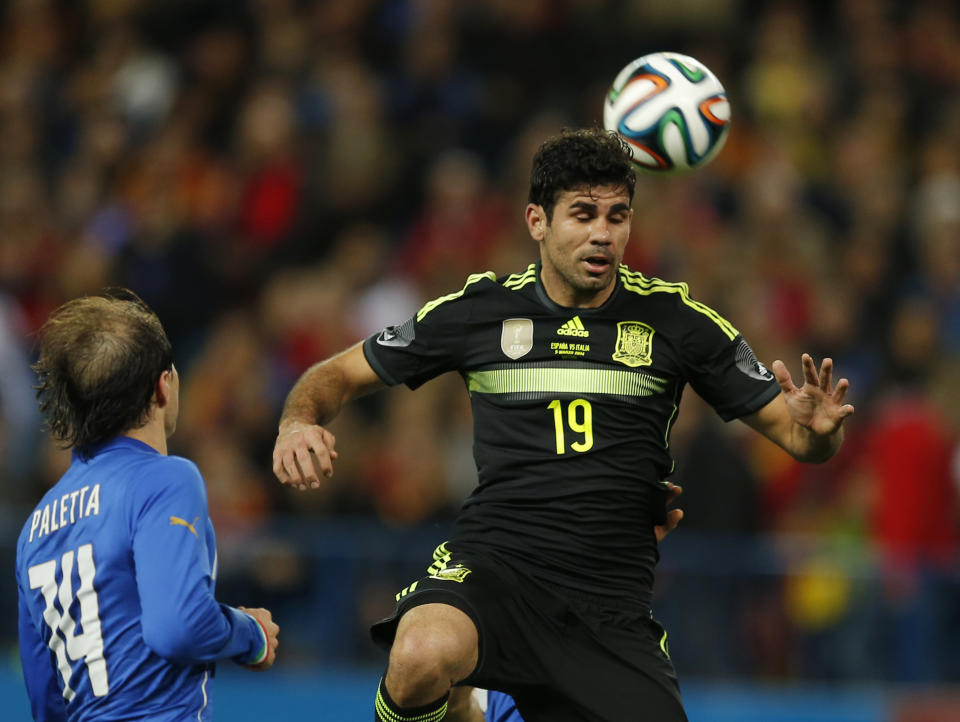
[391,627,457,678]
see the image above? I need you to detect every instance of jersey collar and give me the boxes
[74,436,160,461]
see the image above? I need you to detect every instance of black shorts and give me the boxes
[370,543,687,722]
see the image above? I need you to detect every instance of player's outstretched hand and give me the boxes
[655,482,683,543]
[239,607,279,671]
[273,420,339,490]
[771,354,855,437]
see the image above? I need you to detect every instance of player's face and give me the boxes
[527,185,632,308]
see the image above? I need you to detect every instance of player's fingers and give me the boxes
[251,608,278,633]
[293,445,323,486]
[667,507,684,529]
[321,428,338,459]
[801,353,819,386]
[275,423,327,486]
[280,451,306,489]
[275,437,310,488]
[833,378,850,405]
[655,508,684,542]
[306,437,336,480]
[665,482,683,504]
[819,358,833,392]
[272,449,287,484]
[273,446,300,486]
[298,427,337,476]
[771,360,796,393]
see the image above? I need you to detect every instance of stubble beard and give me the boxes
[561,262,614,303]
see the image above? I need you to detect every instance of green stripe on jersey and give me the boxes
[503,263,537,290]
[466,366,667,397]
[619,267,738,340]
[417,272,496,322]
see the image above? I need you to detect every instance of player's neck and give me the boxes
[540,271,614,309]
[122,415,169,456]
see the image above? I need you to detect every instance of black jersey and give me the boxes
[363,263,779,605]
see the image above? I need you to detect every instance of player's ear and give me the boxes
[525,203,547,241]
[155,369,172,408]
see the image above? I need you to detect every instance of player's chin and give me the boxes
[579,265,615,287]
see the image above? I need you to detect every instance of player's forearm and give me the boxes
[279,343,385,430]
[142,592,263,664]
[279,359,348,429]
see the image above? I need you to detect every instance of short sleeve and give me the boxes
[363,281,480,389]
[678,308,780,421]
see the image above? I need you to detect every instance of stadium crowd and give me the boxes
[1,0,959,684]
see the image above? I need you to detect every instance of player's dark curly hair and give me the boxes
[529,127,636,221]
[32,289,173,459]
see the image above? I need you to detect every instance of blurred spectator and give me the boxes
[398,148,510,296]
[0,293,41,493]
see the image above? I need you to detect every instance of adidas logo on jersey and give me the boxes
[557,316,589,337]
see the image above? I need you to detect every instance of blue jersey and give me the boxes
[484,690,524,722]
[16,437,266,721]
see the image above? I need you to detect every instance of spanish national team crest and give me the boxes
[501,318,533,359]
[612,321,655,367]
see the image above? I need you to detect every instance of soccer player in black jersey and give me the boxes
[273,128,854,722]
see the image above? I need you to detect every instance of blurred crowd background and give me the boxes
[1,0,959,699]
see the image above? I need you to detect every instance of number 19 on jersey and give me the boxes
[548,399,594,454]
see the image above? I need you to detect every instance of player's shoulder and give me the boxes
[153,453,202,477]
[617,265,739,339]
[132,453,205,497]
[416,265,534,322]
[617,265,693,305]
[498,263,539,291]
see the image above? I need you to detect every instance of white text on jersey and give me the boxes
[28,484,102,543]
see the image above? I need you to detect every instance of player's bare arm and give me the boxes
[273,342,386,489]
[741,353,855,463]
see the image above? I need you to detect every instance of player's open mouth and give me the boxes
[582,255,612,274]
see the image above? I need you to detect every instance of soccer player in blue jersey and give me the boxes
[17,290,280,722]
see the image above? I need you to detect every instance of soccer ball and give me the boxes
[604,52,730,174]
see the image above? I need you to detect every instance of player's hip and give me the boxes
[370,542,685,721]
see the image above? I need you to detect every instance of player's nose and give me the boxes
[589,218,612,243]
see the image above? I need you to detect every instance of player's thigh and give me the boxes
[390,602,479,683]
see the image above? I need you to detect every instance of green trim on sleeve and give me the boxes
[416,272,497,322]
[619,266,738,340]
